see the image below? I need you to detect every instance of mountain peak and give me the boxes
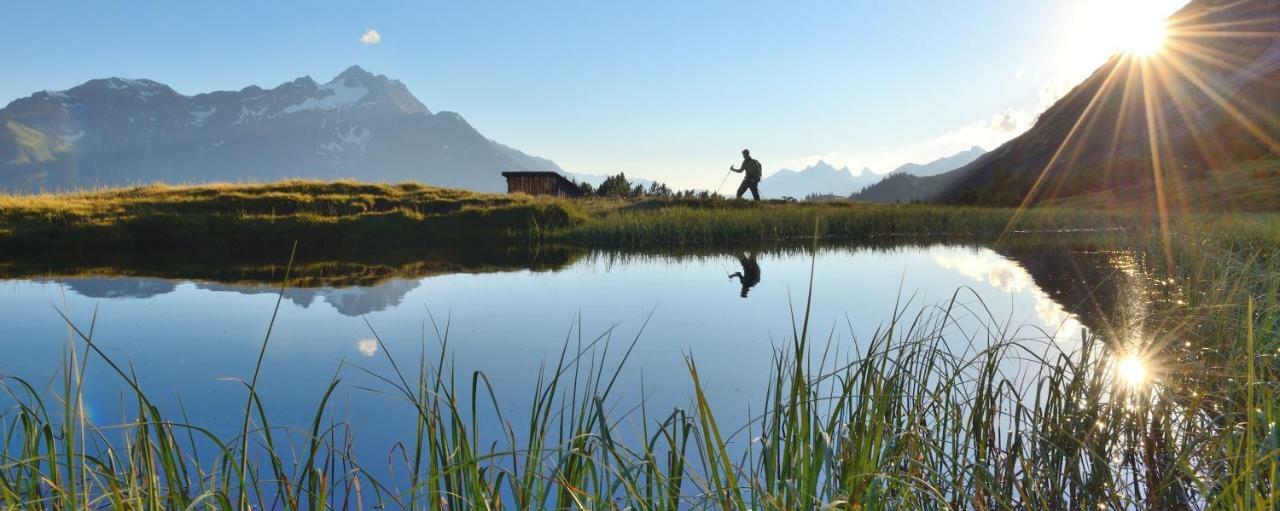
[333,65,376,83]
[77,77,167,92]
[801,160,844,174]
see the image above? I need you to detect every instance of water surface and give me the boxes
[0,243,1148,478]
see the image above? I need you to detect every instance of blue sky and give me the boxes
[2,0,1186,189]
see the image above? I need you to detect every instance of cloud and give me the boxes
[357,338,378,357]
[778,73,1083,177]
[933,249,1083,335]
[931,107,1035,151]
[869,77,1075,170]
[785,108,1036,175]
[360,28,381,45]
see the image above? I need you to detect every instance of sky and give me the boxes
[2,0,1188,189]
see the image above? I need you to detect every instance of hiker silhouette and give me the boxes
[728,251,761,298]
[729,149,762,201]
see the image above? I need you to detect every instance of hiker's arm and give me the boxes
[729,165,742,172]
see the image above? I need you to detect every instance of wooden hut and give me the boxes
[501,171,584,198]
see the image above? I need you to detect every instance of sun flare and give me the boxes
[1116,354,1149,387]
[1119,18,1169,56]
[1064,0,1184,76]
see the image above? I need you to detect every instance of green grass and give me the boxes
[0,180,585,251]
[0,180,1148,252]
[2,224,1278,509]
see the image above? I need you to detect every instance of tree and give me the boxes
[597,173,633,198]
[647,182,672,197]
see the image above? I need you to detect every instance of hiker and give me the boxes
[729,149,762,201]
[728,251,761,298]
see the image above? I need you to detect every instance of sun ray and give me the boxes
[1147,54,1232,195]
[1139,57,1179,275]
[996,60,1130,244]
[1165,40,1257,75]
[1100,62,1143,196]
[1160,50,1280,154]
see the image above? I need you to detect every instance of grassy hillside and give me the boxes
[1045,156,1280,212]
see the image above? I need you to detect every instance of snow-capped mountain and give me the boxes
[0,66,563,192]
[759,161,883,199]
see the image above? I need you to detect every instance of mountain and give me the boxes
[760,161,883,199]
[889,146,986,177]
[0,66,563,192]
[852,146,988,202]
[869,0,1280,207]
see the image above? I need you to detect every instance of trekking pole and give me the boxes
[714,168,733,197]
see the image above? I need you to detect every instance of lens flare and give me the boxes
[1116,354,1148,387]
[1121,19,1169,56]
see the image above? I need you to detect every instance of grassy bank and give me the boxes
[0,181,584,251]
[0,180,1145,252]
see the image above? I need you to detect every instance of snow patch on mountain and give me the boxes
[234,105,269,126]
[337,125,372,150]
[283,81,370,114]
[58,130,85,145]
[189,107,217,126]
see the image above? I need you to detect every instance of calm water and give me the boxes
[0,243,1145,479]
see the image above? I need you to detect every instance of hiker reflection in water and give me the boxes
[728,251,761,298]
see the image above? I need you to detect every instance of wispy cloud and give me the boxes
[788,76,1076,174]
[360,28,381,45]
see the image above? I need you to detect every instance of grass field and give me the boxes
[0,179,1151,252]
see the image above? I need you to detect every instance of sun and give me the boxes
[1063,0,1183,76]
[1116,354,1149,387]
[1092,0,1178,57]
[1118,17,1169,57]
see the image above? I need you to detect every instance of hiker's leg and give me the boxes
[736,180,750,199]
[749,182,760,201]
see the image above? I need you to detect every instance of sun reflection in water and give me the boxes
[1116,353,1150,387]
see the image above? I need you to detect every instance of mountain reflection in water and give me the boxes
[6,243,1171,331]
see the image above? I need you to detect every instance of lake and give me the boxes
[0,242,1156,484]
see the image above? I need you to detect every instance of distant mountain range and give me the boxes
[760,161,882,199]
[761,146,986,200]
[857,0,1280,206]
[0,66,562,192]
[853,146,987,202]
[888,146,986,178]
